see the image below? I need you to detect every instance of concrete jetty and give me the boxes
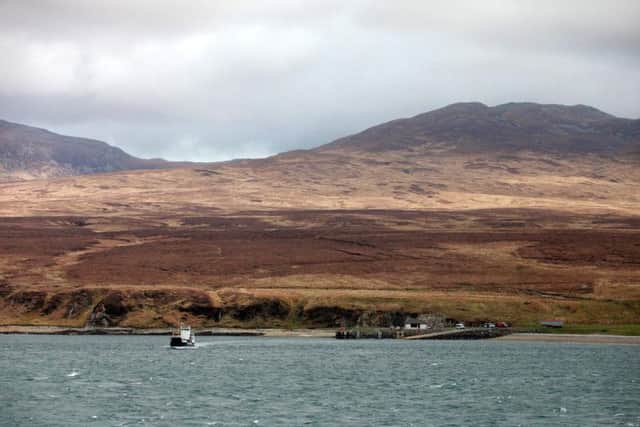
[403,327,511,340]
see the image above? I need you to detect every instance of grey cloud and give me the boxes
[0,1,638,161]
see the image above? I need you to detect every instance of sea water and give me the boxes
[0,335,638,426]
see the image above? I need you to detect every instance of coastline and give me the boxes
[498,333,640,345]
[1,326,640,343]
[0,325,335,338]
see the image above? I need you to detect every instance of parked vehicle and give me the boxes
[495,322,509,328]
[455,323,465,329]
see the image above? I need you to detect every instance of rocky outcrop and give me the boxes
[177,293,223,321]
[0,281,14,298]
[87,303,114,327]
[8,290,47,311]
[0,287,491,329]
[42,289,92,318]
[225,299,290,322]
[302,305,362,327]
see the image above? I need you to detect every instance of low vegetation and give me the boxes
[1,209,638,331]
[1,103,638,331]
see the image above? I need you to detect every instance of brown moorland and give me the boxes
[0,102,639,329]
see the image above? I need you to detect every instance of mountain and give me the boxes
[2,102,637,183]
[0,119,190,181]
[319,102,640,155]
[1,102,639,216]
[0,102,639,330]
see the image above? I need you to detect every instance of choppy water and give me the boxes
[1,336,639,426]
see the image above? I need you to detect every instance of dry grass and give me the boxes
[0,150,638,328]
[0,150,638,217]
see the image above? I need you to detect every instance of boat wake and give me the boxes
[167,344,200,350]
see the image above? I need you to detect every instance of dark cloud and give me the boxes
[0,0,638,161]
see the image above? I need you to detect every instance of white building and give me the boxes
[404,316,428,330]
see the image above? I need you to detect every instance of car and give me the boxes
[484,323,496,329]
[455,323,465,329]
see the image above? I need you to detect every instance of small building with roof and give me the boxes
[404,316,428,330]
[540,320,564,328]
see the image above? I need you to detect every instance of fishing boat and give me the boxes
[170,325,196,348]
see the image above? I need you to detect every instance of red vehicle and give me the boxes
[495,322,509,328]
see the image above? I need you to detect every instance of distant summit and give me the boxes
[2,102,638,182]
[0,119,193,182]
[319,102,639,155]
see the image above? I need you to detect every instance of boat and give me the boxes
[170,325,196,348]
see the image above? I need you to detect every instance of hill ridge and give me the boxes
[2,101,639,182]
[318,101,637,154]
[0,118,197,181]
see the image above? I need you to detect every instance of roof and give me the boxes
[540,320,564,325]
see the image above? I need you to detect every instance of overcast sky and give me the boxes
[1,0,639,161]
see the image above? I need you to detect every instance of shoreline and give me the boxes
[498,333,640,345]
[0,325,335,338]
[1,326,639,343]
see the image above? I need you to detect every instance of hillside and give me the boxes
[0,102,639,330]
[0,119,192,181]
[320,102,640,155]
